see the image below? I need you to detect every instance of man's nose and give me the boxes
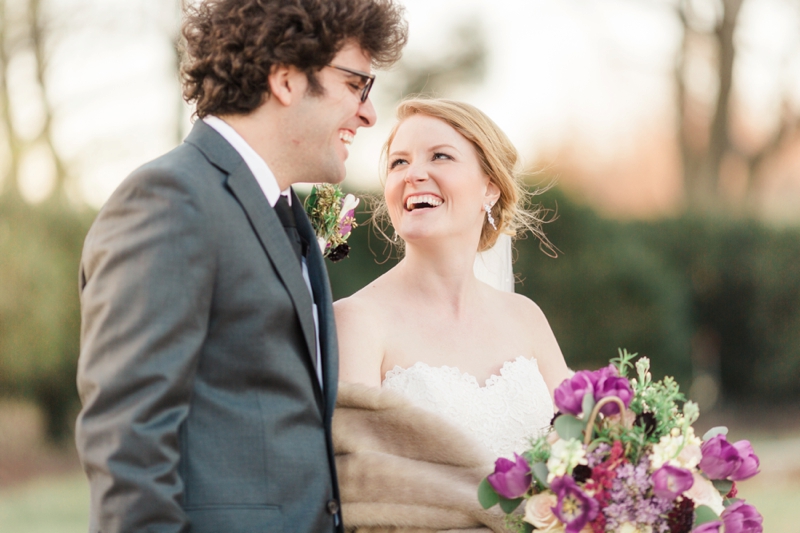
[358,98,377,127]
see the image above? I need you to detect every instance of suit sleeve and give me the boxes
[75,168,215,533]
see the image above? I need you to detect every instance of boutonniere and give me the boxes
[304,184,360,262]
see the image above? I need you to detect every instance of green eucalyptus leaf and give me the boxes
[712,479,733,496]
[723,497,741,507]
[554,415,586,441]
[522,523,535,533]
[531,462,550,489]
[478,478,500,509]
[581,391,596,418]
[693,505,720,526]
[702,426,729,441]
[498,496,523,514]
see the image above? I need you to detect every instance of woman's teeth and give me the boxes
[406,194,443,211]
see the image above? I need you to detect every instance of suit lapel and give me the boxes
[185,121,320,399]
[292,191,339,419]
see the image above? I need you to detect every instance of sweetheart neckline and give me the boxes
[382,355,538,389]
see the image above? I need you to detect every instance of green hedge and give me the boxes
[0,198,93,440]
[2,188,798,441]
[328,189,800,401]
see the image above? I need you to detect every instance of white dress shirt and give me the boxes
[204,116,324,389]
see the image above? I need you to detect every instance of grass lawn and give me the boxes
[0,469,796,532]
[0,472,89,533]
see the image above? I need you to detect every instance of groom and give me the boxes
[74,1,406,532]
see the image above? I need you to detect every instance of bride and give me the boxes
[332,98,572,531]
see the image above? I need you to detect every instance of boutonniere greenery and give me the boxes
[304,184,359,262]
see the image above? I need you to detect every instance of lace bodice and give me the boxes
[382,356,554,459]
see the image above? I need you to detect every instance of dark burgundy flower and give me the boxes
[699,434,742,480]
[730,440,760,481]
[327,243,350,262]
[720,500,763,533]
[554,371,596,416]
[487,453,532,499]
[550,475,600,533]
[667,496,695,533]
[572,464,592,483]
[635,411,657,438]
[652,464,694,500]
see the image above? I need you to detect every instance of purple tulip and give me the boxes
[487,453,532,499]
[554,371,596,416]
[720,500,763,533]
[550,475,600,533]
[692,521,724,533]
[594,365,633,416]
[652,464,694,500]
[730,440,760,481]
[699,434,742,480]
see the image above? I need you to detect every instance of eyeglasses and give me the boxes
[326,64,375,103]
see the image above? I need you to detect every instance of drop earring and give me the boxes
[484,203,497,230]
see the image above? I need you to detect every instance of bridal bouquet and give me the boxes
[304,184,359,262]
[478,350,763,533]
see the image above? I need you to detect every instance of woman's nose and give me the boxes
[404,162,428,183]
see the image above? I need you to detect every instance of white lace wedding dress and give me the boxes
[382,355,554,459]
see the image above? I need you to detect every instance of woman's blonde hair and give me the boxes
[375,97,554,254]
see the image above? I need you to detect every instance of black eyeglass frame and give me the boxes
[327,64,375,103]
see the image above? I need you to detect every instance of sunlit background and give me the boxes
[1,0,799,531]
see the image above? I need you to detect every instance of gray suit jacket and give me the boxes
[76,120,342,533]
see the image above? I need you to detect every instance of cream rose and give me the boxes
[523,492,561,531]
[685,472,724,516]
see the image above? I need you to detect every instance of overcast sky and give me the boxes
[10,0,799,208]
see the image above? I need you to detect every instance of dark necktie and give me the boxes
[273,195,306,264]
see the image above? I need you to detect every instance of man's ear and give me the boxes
[267,64,307,106]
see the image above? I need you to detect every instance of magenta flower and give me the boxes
[692,521,723,533]
[550,475,600,533]
[699,434,742,480]
[652,464,694,500]
[594,365,633,415]
[487,453,531,499]
[554,371,596,416]
[730,440,760,481]
[720,500,763,533]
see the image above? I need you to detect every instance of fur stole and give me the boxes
[333,383,514,533]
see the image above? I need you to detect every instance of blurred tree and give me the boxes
[671,0,800,211]
[378,15,487,103]
[0,0,68,203]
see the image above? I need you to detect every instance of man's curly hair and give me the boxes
[180,0,408,118]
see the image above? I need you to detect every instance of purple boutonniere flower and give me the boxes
[487,453,532,499]
[550,475,599,533]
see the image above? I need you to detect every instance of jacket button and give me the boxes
[326,498,340,515]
